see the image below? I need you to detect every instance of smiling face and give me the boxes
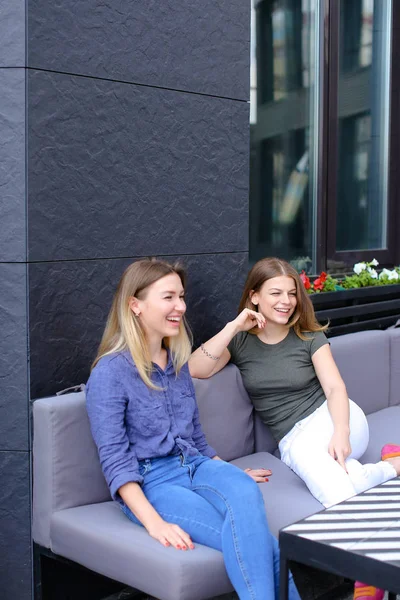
[251,275,297,326]
[129,273,186,342]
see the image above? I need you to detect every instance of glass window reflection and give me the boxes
[335,0,391,252]
[250,0,320,273]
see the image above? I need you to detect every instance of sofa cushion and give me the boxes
[230,452,323,537]
[388,328,400,407]
[330,331,390,414]
[360,406,400,464]
[32,391,110,548]
[51,502,232,600]
[193,364,254,461]
[50,455,322,600]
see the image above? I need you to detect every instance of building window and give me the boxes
[250,0,396,274]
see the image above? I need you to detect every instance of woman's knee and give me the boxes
[229,470,265,507]
[200,463,264,505]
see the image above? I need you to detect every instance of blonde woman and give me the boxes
[190,257,400,600]
[86,258,300,600]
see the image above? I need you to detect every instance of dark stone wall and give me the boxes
[0,2,31,599]
[0,2,250,599]
[27,0,249,99]
[26,0,250,392]
[27,71,248,261]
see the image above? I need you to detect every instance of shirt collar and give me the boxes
[121,347,175,376]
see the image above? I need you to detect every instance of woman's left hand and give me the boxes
[244,467,272,482]
[328,430,352,472]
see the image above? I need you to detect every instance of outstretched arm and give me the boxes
[119,482,194,550]
[189,309,265,379]
[312,344,351,472]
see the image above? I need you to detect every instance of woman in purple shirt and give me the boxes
[86,258,300,600]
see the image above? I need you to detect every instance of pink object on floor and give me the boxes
[353,582,384,600]
[381,443,400,461]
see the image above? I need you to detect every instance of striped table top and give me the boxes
[279,477,400,593]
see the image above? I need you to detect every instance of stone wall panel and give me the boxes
[28,0,249,100]
[0,0,25,67]
[28,70,249,261]
[0,69,26,262]
[0,264,28,451]
[0,451,31,600]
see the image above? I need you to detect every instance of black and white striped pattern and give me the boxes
[282,478,400,564]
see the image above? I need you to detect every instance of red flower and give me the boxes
[313,272,327,291]
[300,270,311,290]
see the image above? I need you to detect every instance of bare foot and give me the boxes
[386,456,400,475]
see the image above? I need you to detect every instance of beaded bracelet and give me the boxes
[200,343,221,361]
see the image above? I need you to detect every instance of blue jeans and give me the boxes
[121,453,300,600]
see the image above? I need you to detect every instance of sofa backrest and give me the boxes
[32,327,399,550]
[32,389,110,549]
[330,330,390,415]
[253,413,278,454]
[193,364,255,460]
[196,328,400,455]
[388,328,400,407]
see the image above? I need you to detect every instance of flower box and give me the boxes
[311,284,400,337]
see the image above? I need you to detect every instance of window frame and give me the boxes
[249,0,400,273]
[322,0,399,271]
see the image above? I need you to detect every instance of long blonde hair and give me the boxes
[238,257,327,339]
[92,258,192,388]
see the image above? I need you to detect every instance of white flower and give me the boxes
[379,268,399,281]
[370,258,379,267]
[353,262,366,275]
[367,267,378,279]
[379,268,391,279]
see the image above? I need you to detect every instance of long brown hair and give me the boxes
[92,258,192,388]
[238,257,327,339]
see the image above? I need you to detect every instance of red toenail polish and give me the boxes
[265,478,269,482]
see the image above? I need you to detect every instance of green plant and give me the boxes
[340,271,380,289]
[299,259,400,294]
[321,274,338,292]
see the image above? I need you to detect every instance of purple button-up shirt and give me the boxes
[86,350,216,501]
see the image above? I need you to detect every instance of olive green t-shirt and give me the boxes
[228,329,329,442]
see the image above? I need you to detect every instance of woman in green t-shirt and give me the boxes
[189,257,400,600]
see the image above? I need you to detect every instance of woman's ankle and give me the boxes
[386,455,400,475]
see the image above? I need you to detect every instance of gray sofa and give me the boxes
[32,328,400,600]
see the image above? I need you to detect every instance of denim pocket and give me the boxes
[138,459,152,477]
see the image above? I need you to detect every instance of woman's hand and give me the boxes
[328,429,352,472]
[244,467,272,483]
[147,519,195,550]
[231,309,266,333]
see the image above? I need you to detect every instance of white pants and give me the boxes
[278,400,397,508]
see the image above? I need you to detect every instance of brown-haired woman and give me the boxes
[190,257,400,600]
[189,258,400,600]
[190,256,400,507]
